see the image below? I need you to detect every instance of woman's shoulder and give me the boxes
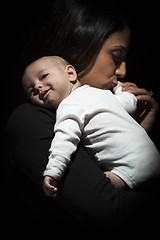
[5,102,56,135]
[8,102,56,121]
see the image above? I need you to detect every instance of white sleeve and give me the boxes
[114,86,137,115]
[43,102,85,180]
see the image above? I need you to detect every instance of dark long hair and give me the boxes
[22,0,128,74]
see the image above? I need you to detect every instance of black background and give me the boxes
[3,1,160,139]
[2,1,160,235]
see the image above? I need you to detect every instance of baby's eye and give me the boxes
[41,73,49,80]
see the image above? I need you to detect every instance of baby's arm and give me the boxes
[113,81,137,115]
[43,176,59,198]
[43,102,84,196]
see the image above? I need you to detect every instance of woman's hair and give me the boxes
[22,0,128,75]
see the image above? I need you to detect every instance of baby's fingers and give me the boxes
[43,185,57,196]
[43,176,57,196]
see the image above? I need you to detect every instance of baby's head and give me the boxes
[22,56,78,109]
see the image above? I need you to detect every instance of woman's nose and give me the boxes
[115,62,126,79]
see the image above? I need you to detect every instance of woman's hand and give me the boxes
[122,82,159,132]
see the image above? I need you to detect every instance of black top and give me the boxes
[4,102,159,237]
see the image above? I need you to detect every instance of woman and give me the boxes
[5,0,159,236]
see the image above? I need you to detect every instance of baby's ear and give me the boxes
[66,65,77,82]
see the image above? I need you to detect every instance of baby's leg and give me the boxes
[105,171,128,190]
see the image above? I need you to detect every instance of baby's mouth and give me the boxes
[39,88,51,100]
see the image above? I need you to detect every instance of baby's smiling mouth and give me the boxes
[39,88,51,101]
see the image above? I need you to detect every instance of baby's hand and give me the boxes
[113,81,123,93]
[43,176,59,198]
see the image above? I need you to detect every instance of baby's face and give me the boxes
[22,56,74,109]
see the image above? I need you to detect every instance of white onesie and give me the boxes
[44,85,160,188]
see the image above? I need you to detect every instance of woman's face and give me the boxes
[79,25,131,90]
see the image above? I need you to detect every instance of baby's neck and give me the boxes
[71,80,82,92]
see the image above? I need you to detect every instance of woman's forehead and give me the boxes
[104,26,131,49]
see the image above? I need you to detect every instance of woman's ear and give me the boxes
[66,65,77,83]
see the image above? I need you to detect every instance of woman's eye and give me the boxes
[112,55,122,65]
[41,73,49,80]
[111,52,123,66]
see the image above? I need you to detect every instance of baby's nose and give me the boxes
[34,83,43,94]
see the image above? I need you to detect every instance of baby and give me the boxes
[22,56,160,196]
